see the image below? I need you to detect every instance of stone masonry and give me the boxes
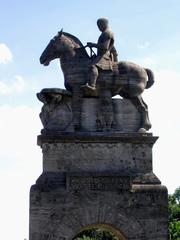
[34,22,168,239]
[29,91,168,240]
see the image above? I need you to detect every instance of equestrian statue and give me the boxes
[39,18,154,132]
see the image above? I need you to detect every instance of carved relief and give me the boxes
[37,88,73,133]
[37,88,142,133]
[67,175,131,191]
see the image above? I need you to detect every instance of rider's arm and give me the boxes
[87,32,111,52]
[87,40,110,51]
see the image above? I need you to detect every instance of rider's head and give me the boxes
[97,18,109,32]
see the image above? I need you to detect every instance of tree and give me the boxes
[169,187,180,239]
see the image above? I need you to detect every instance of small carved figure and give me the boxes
[37,89,73,133]
[85,18,118,90]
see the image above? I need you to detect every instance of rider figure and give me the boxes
[85,18,118,90]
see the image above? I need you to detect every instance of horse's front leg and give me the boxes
[71,86,83,131]
[130,95,152,132]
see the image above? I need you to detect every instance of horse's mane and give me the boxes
[63,32,84,48]
[63,32,89,59]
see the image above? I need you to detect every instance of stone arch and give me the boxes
[73,223,126,240]
[46,191,146,240]
[64,191,145,239]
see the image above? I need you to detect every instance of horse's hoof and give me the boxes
[138,128,147,133]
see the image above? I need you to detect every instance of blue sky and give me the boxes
[0,1,180,239]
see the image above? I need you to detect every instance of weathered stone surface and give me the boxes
[81,97,141,132]
[37,88,73,132]
[66,175,131,191]
[30,132,168,240]
[38,133,157,173]
[30,183,168,240]
[37,89,142,133]
[113,98,141,132]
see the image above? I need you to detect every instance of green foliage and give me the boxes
[169,221,180,240]
[74,228,118,240]
[76,236,95,240]
[169,187,180,240]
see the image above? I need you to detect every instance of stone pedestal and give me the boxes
[36,23,166,238]
[29,133,168,240]
[37,88,142,134]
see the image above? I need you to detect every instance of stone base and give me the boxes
[37,88,142,133]
[37,133,157,173]
[30,133,168,240]
[30,182,168,240]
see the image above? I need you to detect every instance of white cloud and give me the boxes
[0,75,26,95]
[0,43,13,64]
[137,41,150,49]
[144,69,180,193]
[13,75,26,92]
[0,105,42,240]
[0,81,11,94]
[0,105,42,161]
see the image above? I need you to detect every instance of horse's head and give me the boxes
[40,30,65,66]
[40,30,85,66]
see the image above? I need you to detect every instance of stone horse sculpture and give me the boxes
[40,30,154,132]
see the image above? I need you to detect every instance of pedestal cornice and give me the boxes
[37,132,158,146]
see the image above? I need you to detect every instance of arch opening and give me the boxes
[73,223,126,240]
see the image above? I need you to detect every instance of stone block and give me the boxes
[30,132,168,240]
[38,133,157,173]
[29,183,168,240]
[37,88,142,133]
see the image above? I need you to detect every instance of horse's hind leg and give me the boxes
[130,95,152,132]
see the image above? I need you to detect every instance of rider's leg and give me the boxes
[88,65,98,89]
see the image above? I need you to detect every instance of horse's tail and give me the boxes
[145,68,155,89]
